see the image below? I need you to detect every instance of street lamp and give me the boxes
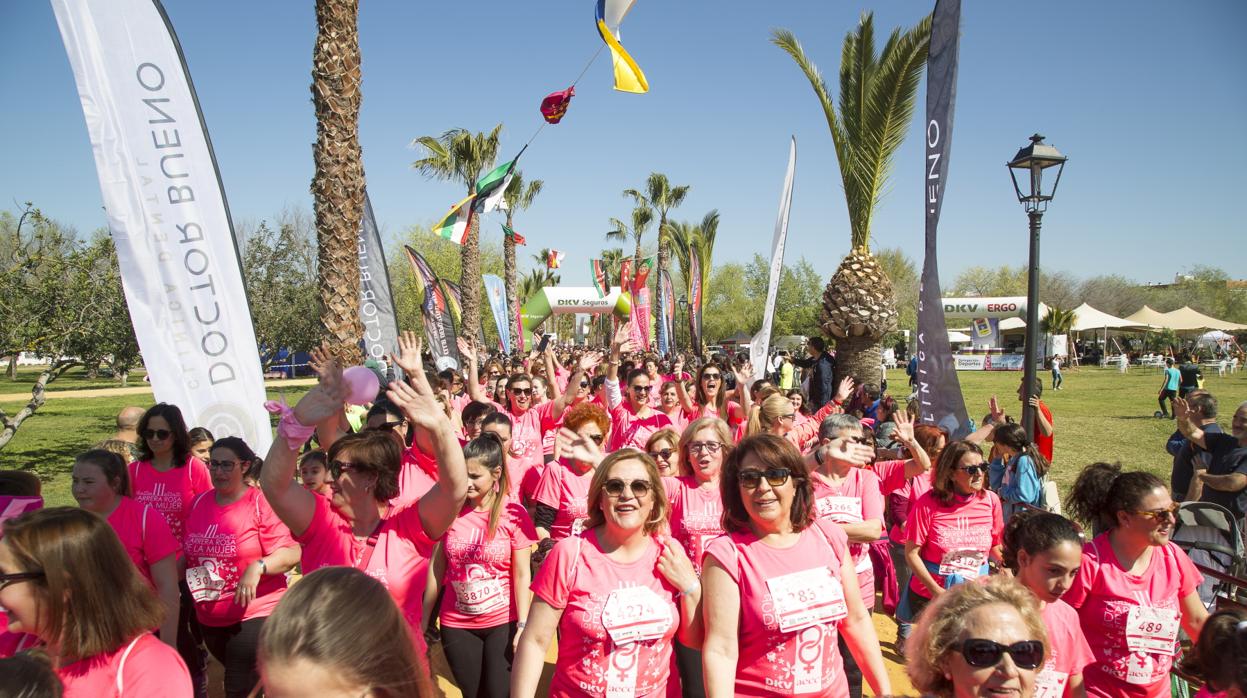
[1007,133,1067,441]
[677,295,689,352]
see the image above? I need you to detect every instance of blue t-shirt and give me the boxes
[1164,367,1180,391]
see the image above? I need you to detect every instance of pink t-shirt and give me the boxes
[492,400,558,477]
[663,476,724,574]
[905,489,1003,599]
[106,496,180,587]
[1034,599,1095,698]
[685,400,743,428]
[57,633,192,698]
[295,494,435,652]
[871,459,932,545]
[0,630,37,659]
[532,460,594,541]
[609,403,673,453]
[183,488,295,626]
[660,408,689,434]
[392,445,439,511]
[1063,533,1202,698]
[439,500,537,629]
[812,469,883,609]
[531,532,680,698]
[128,456,212,545]
[704,519,853,697]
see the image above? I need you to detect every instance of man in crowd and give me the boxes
[1167,390,1221,501]
[1175,397,1247,520]
[93,405,144,461]
[793,336,836,411]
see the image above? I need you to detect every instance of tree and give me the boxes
[667,211,720,353]
[1039,306,1078,363]
[873,247,919,335]
[502,172,543,345]
[623,173,689,293]
[411,124,503,344]
[703,263,760,343]
[742,254,826,339]
[387,225,504,347]
[311,0,365,363]
[605,204,655,271]
[1080,274,1148,318]
[773,12,932,384]
[239,218,322,369]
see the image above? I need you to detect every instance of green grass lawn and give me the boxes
[2,366,1245,509]
[0,365,150,393]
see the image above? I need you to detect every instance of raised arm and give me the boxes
[966,396,1006,444]
[260,346,351,537]
[892,409,931,480]
[1174,398,1208,449]
[1028,396,1054,436]
[673,358,697,414]
[457,337,488,404]
[543,346,563,402]
[732,361,754,416]
[551,351,602,420]
[388,331,469,539]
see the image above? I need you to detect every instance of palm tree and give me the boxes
[1040,307,1078,364]
[599,247,625,291]
[312,0,365,362]
[605,204,655,273]
[667,210,719,354]
[624,173,689,288]
[773,12,931,384]
[411,124,502,342]
[502,172,543,344]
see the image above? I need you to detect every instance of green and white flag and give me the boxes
[432,193,474,245]
[473,145,527,213]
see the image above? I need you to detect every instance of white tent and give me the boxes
[948,330,972,343]
[1156,306,1247,332]
[1069,303,1150,332]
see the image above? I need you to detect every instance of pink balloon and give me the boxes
[342,366,381,406]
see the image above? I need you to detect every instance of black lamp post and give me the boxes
[677,296,689,352]
[1007,134,1067,441]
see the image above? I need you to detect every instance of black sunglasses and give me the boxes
[603,478,652,498]
[701,372,721,381]
[579,380,591,388]
[631,385,652,394]
[143,428,172,441]
[510,387,534,396]
[957,465,988,476]
[648,448,674,460]
[366,420,406,433]
[738,468,792,489]
[208,459,241,471]
[953,639,1045,670]
[0,571,45,592]
[328,460,365,478]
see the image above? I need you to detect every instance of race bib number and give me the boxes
[1033,668,1068,698]
[817,496,863,524]
[452,577,507,616]
[765,567,848,633]
[186,563,225,603]
[571,517,586,537]
[601,586,673,646]
[938,549,986,579]
[1125,606,1180,656]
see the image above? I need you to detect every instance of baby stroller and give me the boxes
[1171,501,1245,608]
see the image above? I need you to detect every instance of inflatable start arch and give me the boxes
[519,287,631,335]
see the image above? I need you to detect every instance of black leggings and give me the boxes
[201,617,265,698]
[674,639,705,698]
[441,622,517,698]
[176,582,208,698]
[837,632,863,698]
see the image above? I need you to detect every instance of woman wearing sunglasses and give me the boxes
[1,507,192,696]
[512,450,701,698]
[661,417,733,698]
[532,403,610,545]
[427,432,536,698]
[1002,510,1093,698]
[702,434,890,698]
[674,361,752,433]
[71,449,181,652]
[645,427,681,477]
[259,336,469,696]
[906,575,1049,697]
[183,436,299,698]
[901,440,1005,629]
[743,381,849,449]
[1064,462,1207,697]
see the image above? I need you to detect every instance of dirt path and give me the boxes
[0,378,318,403]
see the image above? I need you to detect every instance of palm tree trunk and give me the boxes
[459,216,482,342]
[311,0,364,363]
[834,335,884,391]
[633,237,643,281]
[503,215,519,345]
[655,215,668,297]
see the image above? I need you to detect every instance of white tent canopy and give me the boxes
[1069,303,1150,332]
[1156,306,1247,332]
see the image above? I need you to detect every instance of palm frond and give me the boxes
[771,29,849,175]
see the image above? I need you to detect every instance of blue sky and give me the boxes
[2,0,1245,289]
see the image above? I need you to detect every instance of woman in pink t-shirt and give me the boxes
[1,507,191,697]
[512,450,702,698]
[429,433,537,698]
[903,440,1005,625]
[532,402,610,556]
[675,361,751,431]
[72,449,181,651]
[745,380,850,448]
[259,337,469,697]
[663,416,733,698]
[701,434,891,698]
[658,380,690,434]
[645,427,681,477]
[1003,510,1095,698]
[185,437,300,698]
[1064,463,1209,698]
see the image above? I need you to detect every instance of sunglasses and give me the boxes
[647,448,674,461]
[208,459,241,471]
[603,478,652,499]
[329,460,365,479]
[688,441,723,454]
[701,373,721,381]
[953,639,1045,670]
[366,420,406,433]
[738,467,792,489]
[1134,503,1180,521]
[957,465,987,476]
[142,428,172,441]
[848,436,872,445]
[579,381,591,388]
[0,571,45,592]
[510,387,534,397]
[631,385,653,394]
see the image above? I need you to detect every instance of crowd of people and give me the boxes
[0,322,1244,698]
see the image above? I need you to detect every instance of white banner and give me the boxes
[942,297,1028,319]
[751,137,797,381]
[51,0,271,450]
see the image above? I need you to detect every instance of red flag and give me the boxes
[540,86,575,124]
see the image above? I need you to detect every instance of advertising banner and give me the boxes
[751,136,797,381]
